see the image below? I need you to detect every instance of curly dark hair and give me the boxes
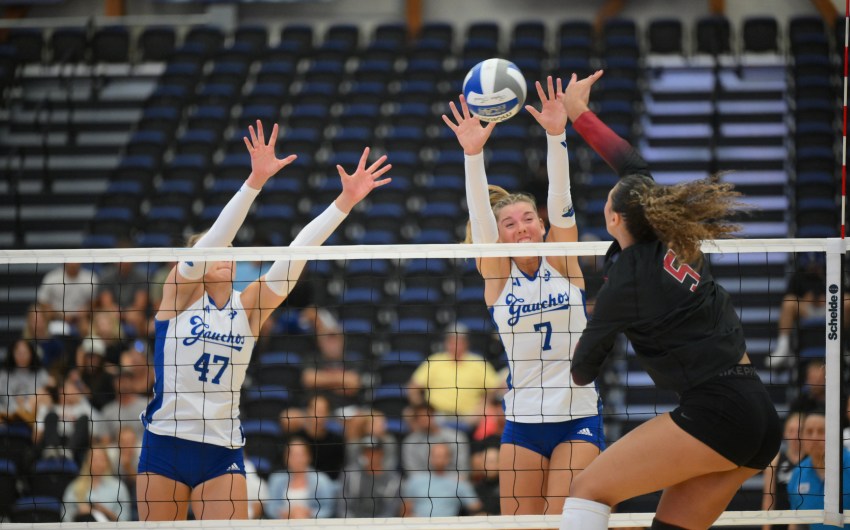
[611,175,743,265]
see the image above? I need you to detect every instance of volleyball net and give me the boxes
[0,238,847,528]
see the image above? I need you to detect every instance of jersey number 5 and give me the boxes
[194,353,230,384]
[663,249,701,292]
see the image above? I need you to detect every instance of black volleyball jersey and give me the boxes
[569,110,746,393]
[571,239,746,393]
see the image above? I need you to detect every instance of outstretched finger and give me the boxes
[366,154,388,174]
[484,121,496,134]
[459,94,471,119]
[556,77,563,95]
[268,123,280,147]
[441,114,459,132]
[448,100,463,124]
[248,124,258,147]
[547,76,557,100]
[336,164,348,179]
[534,80,547,103]
[525,104,542,121]
[370,162,392,180]
[587,69,604,84]
[256,120,265,145]
[243,136,254,152]
[373,176,392,187]
[279,154,298,168]
[357,146,371,172]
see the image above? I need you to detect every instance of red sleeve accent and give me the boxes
[572,110,650,178]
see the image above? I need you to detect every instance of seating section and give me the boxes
[0,15,841,515]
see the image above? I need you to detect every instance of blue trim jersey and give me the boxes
[491,258,600,423]
[142,291,255,448]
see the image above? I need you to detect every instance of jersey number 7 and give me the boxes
[663,249,701,292]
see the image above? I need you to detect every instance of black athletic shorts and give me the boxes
[669,365,782,470]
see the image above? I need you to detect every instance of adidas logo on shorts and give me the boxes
[577,427,593,437]
[227,463,241,472]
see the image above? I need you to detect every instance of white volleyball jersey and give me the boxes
[491,259,600,423]
[142,291,255,448]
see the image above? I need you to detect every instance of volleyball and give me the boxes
[462,58,527,122]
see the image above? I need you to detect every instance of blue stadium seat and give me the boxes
[207,61,249,87]
[281,24,314,49]
[287,104,329,129]
[10,496,61,523]
[135,233,173,247]
[185,25,225,57]
[126,130,167,158]
[92,25,129,63]
[695,16,731,55]
[50,27,87,63]
[378,351,425,385]
[243,385,291,420]
[196,82,237,107]
[743,16,779,53]
[139,26,176,62]
[165,154,208,183]
[242,419,285,467]
[371,385,410,418]
[9,28,43,63]
[337,104,380,129]
[256,60,296,84]
[354,230,398,245]
[29,458,79,499]
[234,24,269,52]
[243,82,288,109]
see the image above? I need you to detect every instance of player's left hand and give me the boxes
[526,76,568,135]
[334,146,392,213]
[244,120,298,189]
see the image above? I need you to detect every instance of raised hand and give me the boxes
[560,70,604,123]
[441,94,496,156]
[525,76,568,135]
[243,120,298,189]
[335,146,392,213]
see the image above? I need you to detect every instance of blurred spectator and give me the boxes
[75,336,115,410]
[402,403,470,477]
[402,443,483,517]
[99,348,150,443]
[344,409,398,472]
[90,311,129,365]
[767,253,850,371]
[301,310,364,412]
[338,436,403,518]
[36,369,105,464]
[107,425,140,517]
[291,394,346,480]
[22,304,68,369]
[265,437,338,519]
[244,458,270,520]
[96,255,149,337]
[471,395,507,442]
[37,263,99,328]
[0,338,49,425]
[789,359,826,414]
[762,412,804,530]
[408,323,503,428]
[787,411,850,530]
[62,446,132,522]
[470,445,500,515]
[280,406,306,437]
[109,343,153,396]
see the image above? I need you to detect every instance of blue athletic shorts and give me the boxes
[501,415,606,459]
[138,430,246,489]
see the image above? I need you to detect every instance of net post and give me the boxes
[824,237,845,527]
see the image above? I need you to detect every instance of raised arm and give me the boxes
[156,121,297,318]
[443,96,513,304]
[243,146,391,329]
[561,70,652,180]
[527,76,584,285]
[442,95,498,244]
